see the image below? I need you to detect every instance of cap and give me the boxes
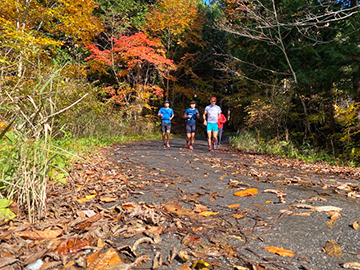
[190,100,196,104]
[210,97,217,101]
[164,100,170,104]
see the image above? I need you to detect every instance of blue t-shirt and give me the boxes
[158,107,174,123]
[185,108,199,123]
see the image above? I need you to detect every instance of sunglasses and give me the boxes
[211,100,216,102]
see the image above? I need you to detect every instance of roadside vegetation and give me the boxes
[1,0,360,223]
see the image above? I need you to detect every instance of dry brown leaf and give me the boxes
[39,261,62,270]
[198,211,218,217]
[227,203,240,208]
[353,221,359,230]
[178,250,189,262]
[0,257,18,269]
[326,212,341,228]
[132,237,154,251]
[234,188,258,197]
[14,229,62,240]
[343,262,360,269]
[162,201,194,217]
[75,213,102,230]
[261,246,296,257]
[152,252,162,269]
[107,255,149,270]
[324,240,342,258]
[314,206,342,212]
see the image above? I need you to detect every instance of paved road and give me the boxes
[112,137,360,270]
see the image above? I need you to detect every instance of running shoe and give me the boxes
[208,146,212,151]
[189,145,193,150]
[212,143,216,150]
[166,142,170,148]
[185,141,189,148]
[163,143,166,148]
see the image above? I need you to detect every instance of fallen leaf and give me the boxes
[178,250,189,262]
[14,229,62,240]
[100,197,117,203]
[314,206,342,212]
[343,262,360,269]
[232,214,245,219]
[228,235,244,241]
[198,211,218,217]
[87,248,122,270]
[234,188,258,197]
[353,221,359,230]
[227,203,240,208]
[193,259,210,269]
[323,240,342,258]
[152,252,162,269]
[56,238,93,255]
[326,212,341,228]
[0,257,18,269]
[262,246,296,257]
[77,194,97,203]
[163,201,194,217]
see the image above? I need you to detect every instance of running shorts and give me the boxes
[161,122,171,132]
[206,122,218,132]
[186,122,196,133]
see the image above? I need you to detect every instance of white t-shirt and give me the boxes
[204,105,221,123]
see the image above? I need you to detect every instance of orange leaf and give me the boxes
[262,246,296,257]
[198,211,218,217]
[87,248,122,270]
[232,214,245,219]
[14,229,62,240]
[56,238,93,255]
[227,203,240,208]
[234,188,258,197]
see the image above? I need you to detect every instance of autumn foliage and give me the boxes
[85,32,175,112]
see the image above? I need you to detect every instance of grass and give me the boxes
[229,131,355,167]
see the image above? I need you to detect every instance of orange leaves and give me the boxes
[56,238,93,255]
[234,188,258,197]
[227,203,240,208]
[262,246,296,257]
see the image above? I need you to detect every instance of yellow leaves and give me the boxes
[232,214,245,219]
[77,194,96,203]
[262,246,296,257]
[14,229,62,240]
[234,188,258,197]
[192,259,210,269]
[323,240,342,258]
[179,265,192,270]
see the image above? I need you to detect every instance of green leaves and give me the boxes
[0,198,16,221]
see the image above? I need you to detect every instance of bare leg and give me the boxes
[207,130,212,147]
[166,130,171,146]
[162,132,166,144]
[212,131,218,146]
[190,132,195,145]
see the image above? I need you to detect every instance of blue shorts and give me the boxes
[206,122,218,132]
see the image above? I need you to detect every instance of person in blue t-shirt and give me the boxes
[183,101,200,150]
[158,100,174,148]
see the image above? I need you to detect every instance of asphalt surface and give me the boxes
[112,137,360,270]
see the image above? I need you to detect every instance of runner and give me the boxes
[217,112,227,148]
[203,97,222,151]
[158,100,174,148]
[184,101,200,150]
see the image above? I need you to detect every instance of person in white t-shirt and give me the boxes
[203,97,221,151]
